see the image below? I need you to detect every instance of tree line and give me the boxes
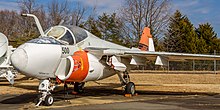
[164,10,220,54]
[1,0,220,55]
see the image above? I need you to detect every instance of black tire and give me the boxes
[125,82,135,95]
[74,82,85,93]
[44,94,54,106]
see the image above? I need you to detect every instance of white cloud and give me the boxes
[0,1,19,11]
[194,7,210,14]
[173,0,199,9]
[172,0,212,15]
[71,0,123,14]
[172,0,220,36]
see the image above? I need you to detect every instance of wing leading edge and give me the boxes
[85,46,220,66]
[125,50,220,61]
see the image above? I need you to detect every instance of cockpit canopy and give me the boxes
[28,25,88,45]
[46,25,88,45]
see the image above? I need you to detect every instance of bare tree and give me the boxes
[48,0,71,26]
[16,0,48,47]
[0,10,19,38]
[71,2,87,26]
[0,1,48,47]
[35,5,48,30]
[17,0,40,14]
[0,10,35,47]
[121,0,170,45]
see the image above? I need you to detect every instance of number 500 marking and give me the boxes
[62,47,70,54]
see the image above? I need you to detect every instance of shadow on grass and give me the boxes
[0,82,218,105]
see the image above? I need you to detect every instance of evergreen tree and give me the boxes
[164,10,183,52]
[164,10,198,53]
[96,13,125,46]
[179,17,198,53]
[196,37,208,54]
[196,23,219,53]
[84,17,102,38]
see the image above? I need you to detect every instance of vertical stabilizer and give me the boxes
[138,27,155,51]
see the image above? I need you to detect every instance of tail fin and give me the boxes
[138,27,155,51]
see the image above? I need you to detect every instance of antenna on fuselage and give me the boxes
[21,14,45,37]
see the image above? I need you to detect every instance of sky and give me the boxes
[0,0,220,36]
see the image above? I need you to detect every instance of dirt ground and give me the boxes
[1,72,220,95]
[1,72,220,109]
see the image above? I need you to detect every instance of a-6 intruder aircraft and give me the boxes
[10,14,220,106]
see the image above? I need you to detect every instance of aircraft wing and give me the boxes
[85,46,220,66]
[86,46,220,60]
[124,50,220,61]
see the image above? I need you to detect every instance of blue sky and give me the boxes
[172,0,220,36]
[0,0,220,36]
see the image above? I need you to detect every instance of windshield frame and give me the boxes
[64,25,88,44]
[27,37,63,45]
[45,26,76,45]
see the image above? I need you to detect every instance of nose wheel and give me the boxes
[36,79,56,106]
[36,92,54,106]
[44,94,54,106]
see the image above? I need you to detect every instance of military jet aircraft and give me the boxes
[10,14,220,106]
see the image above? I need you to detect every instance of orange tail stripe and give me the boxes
[139,27,152,46]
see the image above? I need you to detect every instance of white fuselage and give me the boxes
[11,26,130,81]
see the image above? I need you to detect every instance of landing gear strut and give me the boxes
[36,79,56,106]
[74,82,85,93]
[117,71,136,95]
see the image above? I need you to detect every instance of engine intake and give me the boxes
[56,51,89,82]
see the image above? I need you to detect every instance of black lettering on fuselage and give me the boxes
[62,47,70,54]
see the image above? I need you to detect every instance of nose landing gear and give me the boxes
[36,79,56,106]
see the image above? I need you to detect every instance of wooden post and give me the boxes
[214,50,216,74]
[167,60,169,73]
[193,60,195,73]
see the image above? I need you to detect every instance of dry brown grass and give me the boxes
[1,73,220,94]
